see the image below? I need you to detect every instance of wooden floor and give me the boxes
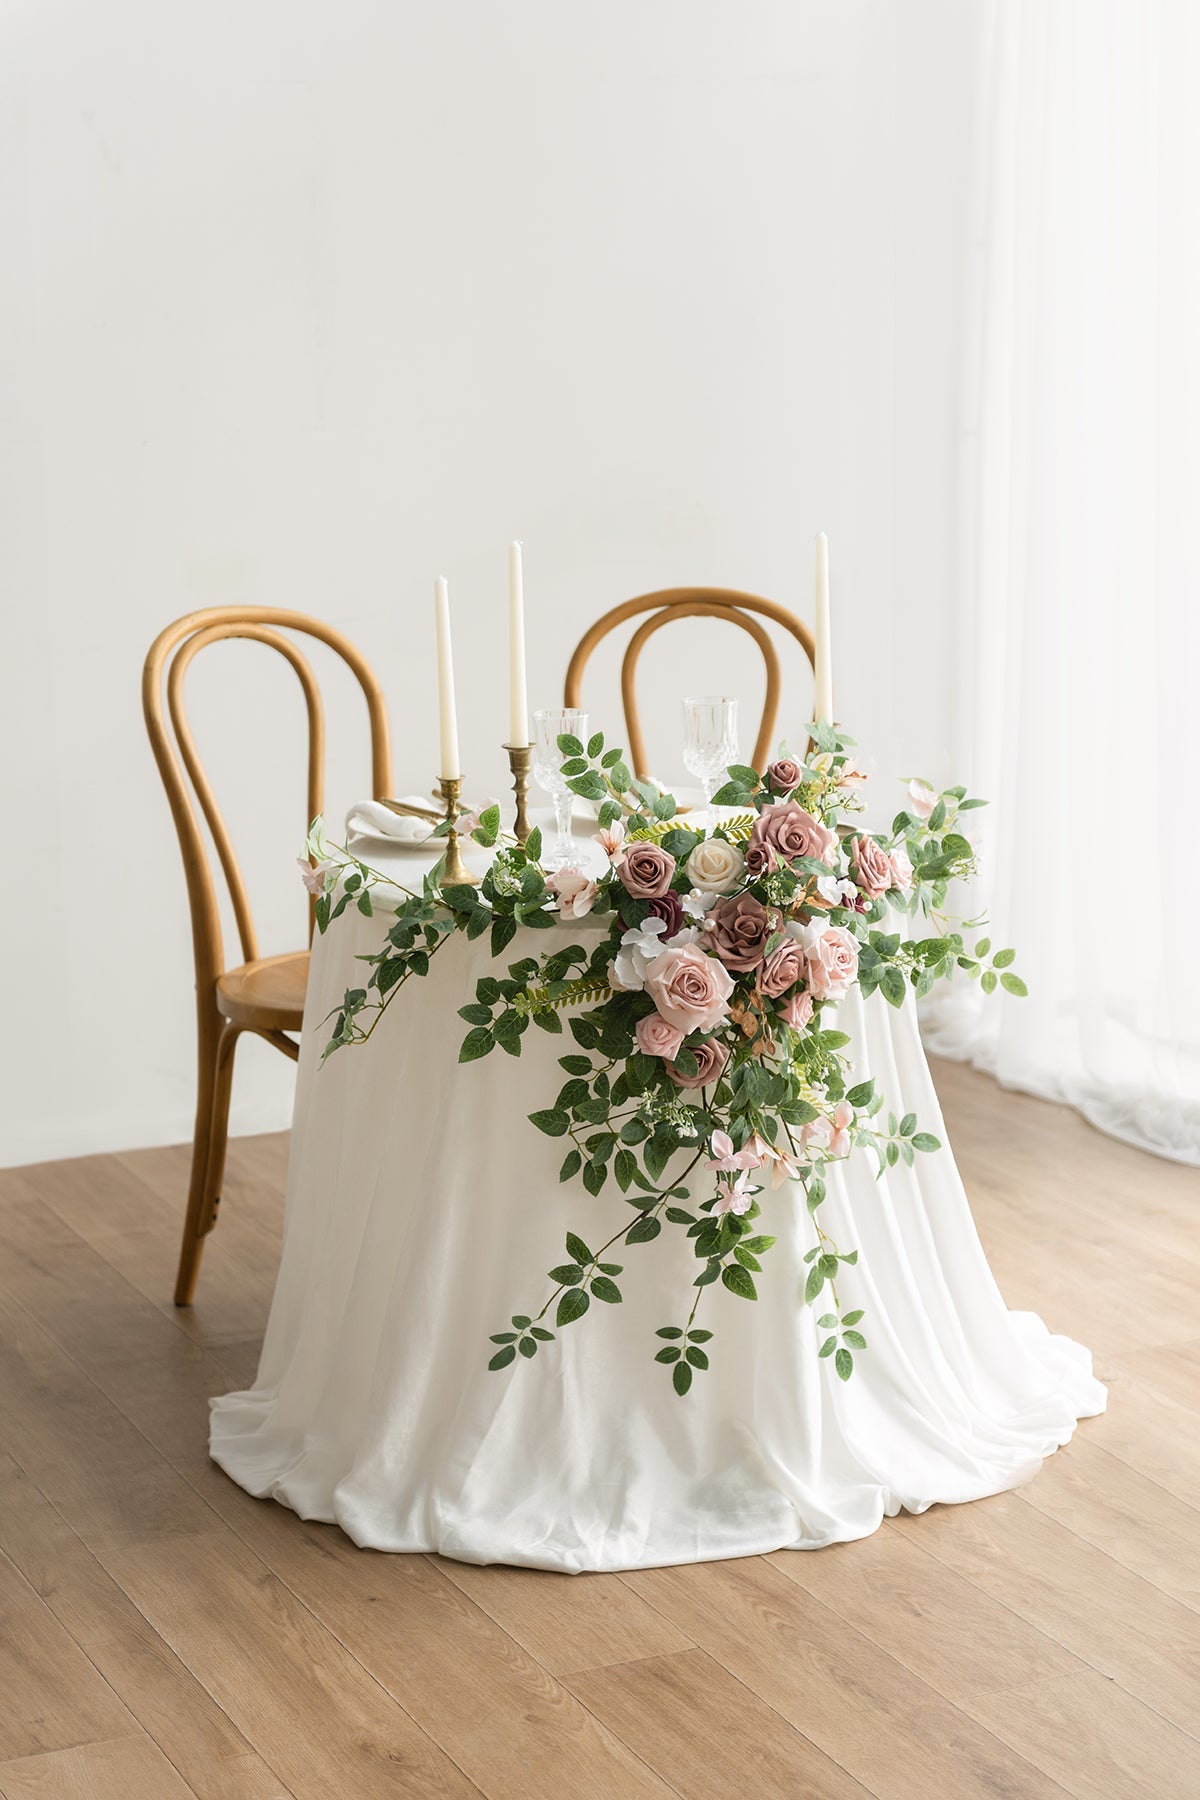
[1,1060,1199,1799]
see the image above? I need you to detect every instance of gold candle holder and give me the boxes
[504,742,533,845]
[437,775,480,886]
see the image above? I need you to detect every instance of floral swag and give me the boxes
[305,724,1023,1394]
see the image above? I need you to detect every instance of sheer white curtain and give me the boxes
[924,0,1200,1163]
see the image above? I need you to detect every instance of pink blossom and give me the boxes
[297,856,333,897]
[906,779,937,820]
[635,1010,685,1061]
[645,944,734,1034]
[837,758,869,791]
[802,1101,855,1160]
[546,864,598,918]
[710,1173,754,1216]
[707,1129,767,1173]
[594,821,627,862]
[777,990,814,1030]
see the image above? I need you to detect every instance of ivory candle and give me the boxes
[508,540,528,747]
[813,532,834,724]
[434,576,461,780]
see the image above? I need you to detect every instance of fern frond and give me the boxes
[512,975,611,1017]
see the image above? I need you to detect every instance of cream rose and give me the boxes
[685,836,745,894]
[644,944,734,1034]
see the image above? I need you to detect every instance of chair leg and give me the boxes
[174,1017,241,1305]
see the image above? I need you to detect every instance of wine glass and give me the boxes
[682,695,739,828]
[533,707,589,868]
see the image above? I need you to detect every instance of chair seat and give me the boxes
[216,950,310,1031]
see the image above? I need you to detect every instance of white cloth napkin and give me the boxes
[345,797,438,845]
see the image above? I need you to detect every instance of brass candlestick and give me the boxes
[437,775,480,886]
[504,742,533,845]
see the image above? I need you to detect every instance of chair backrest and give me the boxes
[564,588,816,778]
[143,607,393,993]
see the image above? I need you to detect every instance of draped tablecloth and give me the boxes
[210,819,1105,1572]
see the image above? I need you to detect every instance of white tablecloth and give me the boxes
[210,817,1105,1571]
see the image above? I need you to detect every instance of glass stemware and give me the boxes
[532,707,589,867]
[682,695,739,829]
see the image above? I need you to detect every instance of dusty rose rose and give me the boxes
[757,938,805,997]
[644,944,734,1033]
[644,890,684,939]
[777,990,814,1030]
[890,846,914,890]
[850,834,893,900]
[745,802,837,877]
[666,1036,729,1090]
[618,840,676,899]
[594,821,627,861]
[798,922,860,1000]
[297,856,333,897]
[546,864,598,918]
[706,891,778,971]
[635,1010,684,1061]
[906,779,937,820]
[766,757,804,793]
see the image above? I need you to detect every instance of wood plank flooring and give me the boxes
[1,1058,1198,1798]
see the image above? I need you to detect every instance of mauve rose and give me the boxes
[757,938,805,997]
[799,922,859,1000]
[707,891,778,971]
[850,833,893,899]
[644,890,684,938]
[618,840,676,899]
[667,1036,730,1090]
[644,944,734,1033]
[635,1010,684,1060]
[766,757,804,793]
[745,802,837,877]
[777,990,814,1030]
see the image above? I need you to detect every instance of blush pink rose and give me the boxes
[635,1010,685,1060]
[644,944,734,1033]
[800,923,860,1000]
[756,938,805,997]
[906,779,937,820]
[666,1036,730,1090]
[777,990,814,1030]
[706,891,778,971]
[766,757,805,793]
[546,864,599,918]
[850,834,893,900]
[889,846,914,890]
[618,840,676,899]
[746,802,837,877]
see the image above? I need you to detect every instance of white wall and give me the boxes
[0,0,980,1165]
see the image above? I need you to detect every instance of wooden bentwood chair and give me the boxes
[143,608,392,1306]
[564,587,816,778]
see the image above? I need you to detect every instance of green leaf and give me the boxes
[688,1328,713,1342]
[818,1335,836,1358]
[880,967,907,1009]
[529,1108,569,1137]
[835,1347,854,1381]
[488,1345,516,1370]
[656,1345,681,1362]
[625,1216,662,1245]
[672,1360,693,1396]
[843,1329,867,1349]
[559,1148,582,1181]
[911,1130,941,1153]
[992,947,1016,968]
[556,1287,590,1327]
[975,937,991,957]
[559,1054,592,1075]
[614,1148,636,1192]
[656,1327,683,1339]
[547,1262,584,1285]
[518,1336,538,1358]
[842,1309,864,1326]
[1000,972,1028,997]
[459,1027,494,1063]
[557,733,584,755]
[590,1276,622,1304]
[582,1160,607,1196]
[722,1263,757,1301]
[685,1345,709,1369]
[804,1264,825,1304]
[530,1326,554,1341]
[566,1231,593,1264]
[587,730,605,757]
[981,969,998,994]
[489,1332,517,1344]
[847,1079,875,1107]
[899,1112,917,1136]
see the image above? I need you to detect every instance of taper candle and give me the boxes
[434,575,461,780]
[813,532,834,724]
[508,540,528,748]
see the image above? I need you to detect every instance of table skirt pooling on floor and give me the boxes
[209,896,1105,1573]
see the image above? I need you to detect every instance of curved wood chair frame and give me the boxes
[563,588,816,777]
[143,607,392,1306]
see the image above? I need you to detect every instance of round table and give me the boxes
[210,814,1105,1572]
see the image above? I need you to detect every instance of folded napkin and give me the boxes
[345,796,439,845]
